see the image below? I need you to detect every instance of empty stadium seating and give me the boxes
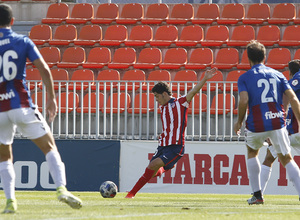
[91,3,119,24]
[42,3,69,24]
[141,3,169,24]
[192,3,219,24]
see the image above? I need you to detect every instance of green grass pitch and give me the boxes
[1,191,300,220]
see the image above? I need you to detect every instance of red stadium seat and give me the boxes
[265,48,291,70]
[282,70,290,80]
[125,25,153,46]
[49,25,77,46]
[141,3,169,24]
[211,48,239,69]
[185,48,213,70]
[172,70,197,91]
[74,25,102,46]
[176,25,203,47]
[100,25,127,46]
[116,3,144,24]
[92,69,120,91]
[294,49,300,60]
[256,25,280,46]
[188,93,207,114]
[29,25,52,46]
[201,25,229,47]
[120,69,145,91]
[166,3,194,24]
[102,92,131,114]
[210,93,235,115]
[227,25,255,46]
[142,70,171,91]
[294,7,300,24]
[217,3,245,24]
[82,47,111,69]
[68,69,95,91]
[150,25,178,47]
[108,48,136,69]
[268,3,296,24]
[278,25,300,47]
[66,3,94,24]
[26,68,41,90]
[39,47,60,68]
[159,48,187,69]
[200,70,224,91]
[91,3,119,24]
[242,3,270,24]
[56,92,79,113]
[237,50,251,70]
[192,3,219,24]
[134,48,162,69]
[57,47,86,68]
[50,69,69,90]
[128,93,155,114]
[31,92,46,112]
[76,92,105,113]
[225,70,246,91]
[42,3,69,24]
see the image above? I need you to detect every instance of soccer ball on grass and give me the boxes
[99,181,118,198]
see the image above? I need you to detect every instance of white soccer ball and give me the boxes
[99,181,118,198]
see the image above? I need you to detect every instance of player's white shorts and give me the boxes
[245,127,291,156]
[268,132,300,158]
[0,108,50,145]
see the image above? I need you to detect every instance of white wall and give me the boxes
[120,141,299,195]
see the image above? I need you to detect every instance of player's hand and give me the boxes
[234,121,242,136]
[204,67,218,80]
[46,98,57,123]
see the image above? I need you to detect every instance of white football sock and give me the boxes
[247,157,261,193]
[260,165,272,194]
[46,150,66,188]
[0,161,16,200]
[285,160,300,196]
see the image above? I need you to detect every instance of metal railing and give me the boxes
[25,80,246,141]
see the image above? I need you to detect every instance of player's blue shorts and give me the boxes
[150,144,184,170]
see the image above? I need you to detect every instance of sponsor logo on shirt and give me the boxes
[265,111,284,120]
[292,79,299,86]
[0,89,15,101]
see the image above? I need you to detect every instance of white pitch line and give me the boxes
[42,212,184,220]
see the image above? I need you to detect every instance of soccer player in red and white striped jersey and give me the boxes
[125,67,217,198]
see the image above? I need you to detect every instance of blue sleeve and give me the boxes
[25,37,42,62]
[237,74,247,93]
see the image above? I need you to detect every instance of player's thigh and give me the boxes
[162,145,184,170]
[11,108,50,140]
[31,132,57,155]
[269,127,291,156]
[289,133,300,155]
[0,111,16,145]
[245,129,267,151]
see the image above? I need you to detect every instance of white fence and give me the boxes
[26,80,246,141]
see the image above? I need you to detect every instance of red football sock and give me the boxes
[154,167,166,177]
[129,168,155,196]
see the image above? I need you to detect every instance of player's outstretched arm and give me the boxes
[186,67,218,103]
[33,58,57,122]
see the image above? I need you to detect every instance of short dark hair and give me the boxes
[151,82,171,96]
[288,60,300,76]
[246,40,266,64]
[0,4,13,27]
